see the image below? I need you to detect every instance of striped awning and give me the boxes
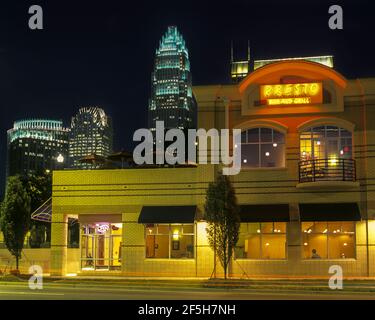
[31,198,78,225]
[31,197,52,222]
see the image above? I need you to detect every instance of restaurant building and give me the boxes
[3,59,375,278]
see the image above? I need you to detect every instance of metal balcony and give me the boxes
[299,158,356,183]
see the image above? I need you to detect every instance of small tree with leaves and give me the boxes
[0,175,31,271]
[22,173,52,247]
[204,173,240,279]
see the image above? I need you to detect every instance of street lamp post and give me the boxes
[56,153,65,170]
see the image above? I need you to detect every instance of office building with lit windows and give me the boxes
[68,107,113,169]
[3,57,375,279]
[6,119,69,178]
[230,41,251,83]
[148,26,197,131]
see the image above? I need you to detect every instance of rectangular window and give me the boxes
[241,128,285,168]
[145,224,195,259]
[302,221,356,259]
[235,222,287,259]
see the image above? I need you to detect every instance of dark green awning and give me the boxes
[239,204,290,222]
[138,206,197,224]
[299,203,361,221]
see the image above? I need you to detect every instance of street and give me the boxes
[0,280,375,300]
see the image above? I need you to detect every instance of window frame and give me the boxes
[235,222,288,260]
[241,127,286,169]
[144,223,195,260]
[300,125,353,161]
[80,223,122,271]
[301,221,357,260]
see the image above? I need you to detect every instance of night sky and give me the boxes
[0,0,373,194]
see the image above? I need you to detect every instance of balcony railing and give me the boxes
[299,158,356,183]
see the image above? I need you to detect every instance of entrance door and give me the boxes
[95,234,110,270]
[81,223,122,271]
[81,234,94,270]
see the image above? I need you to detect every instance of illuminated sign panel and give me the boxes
[231,61,249,80]
[254,56,334,70]
[260,82,323,105]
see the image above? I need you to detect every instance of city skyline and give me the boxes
[0,0,374,196]
[1,0,375,304]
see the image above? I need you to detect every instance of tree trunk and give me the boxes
[16,254,19,271]
[214,228,217,279]
[223,248,227,279]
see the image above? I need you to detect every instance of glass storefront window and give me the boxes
[145,224,195,259]
[241,127,285,168]
[300,126,353,160]
[302,222,356,259]
[235,222,287,260]
[80,223,122,270]
[182,224,194,234]
[68,219,79,248]
[157,225,169,234]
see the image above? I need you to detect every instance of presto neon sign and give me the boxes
[260,82,323,105]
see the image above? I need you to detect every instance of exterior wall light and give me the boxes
[173,230,179,240]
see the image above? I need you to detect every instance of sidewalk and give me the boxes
[4,272,375,281]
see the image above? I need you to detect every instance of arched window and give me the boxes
[300,126,353,161]
[241,127,286,168]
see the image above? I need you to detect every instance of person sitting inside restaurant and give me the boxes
[311,249,321,259]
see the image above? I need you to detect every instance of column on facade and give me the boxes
[50,213,68,276]
[287,203,302,274]
[121,211,145,276]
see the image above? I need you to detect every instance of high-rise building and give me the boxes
[230,41,251,82]
[69,107,113,169]
[148,26,197,132]
[6,119,70,178]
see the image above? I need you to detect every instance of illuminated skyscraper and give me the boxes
[230,41,251,82]
[69,107,113,169]
[148,26,197,131]
[6,119,70,178]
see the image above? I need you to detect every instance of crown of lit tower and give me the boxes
[230,40,251,82]
[148,26,197,132]
[6,119,70,178]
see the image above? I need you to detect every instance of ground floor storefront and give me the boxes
[40,204,375,278]
[11,167,363,278]
[2,206,375,277]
